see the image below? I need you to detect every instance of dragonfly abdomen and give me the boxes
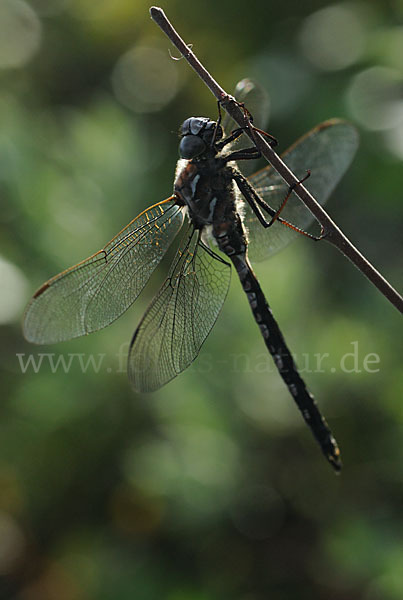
[229,253,342,471]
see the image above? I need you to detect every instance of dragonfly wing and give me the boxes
[23,198,184,344]
[222,78,270,136]
[243,119,359,261]
[128,226,231,392]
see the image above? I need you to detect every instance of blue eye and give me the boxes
[178,135,206,159]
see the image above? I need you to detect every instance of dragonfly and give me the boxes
[23,81,358,470]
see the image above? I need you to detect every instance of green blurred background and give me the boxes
[1,0,403,598]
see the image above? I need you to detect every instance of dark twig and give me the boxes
[150,6,403,314]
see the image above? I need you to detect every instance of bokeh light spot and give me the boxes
[345,66,403,131]
[384,121,403,160]
[112,46,179,113]
[0,0,42,69]
[299,4,365,71]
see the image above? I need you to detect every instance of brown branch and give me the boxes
[150,6,403,314]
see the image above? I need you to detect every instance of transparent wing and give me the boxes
[242,119,359,261]
[222,78,270,136]
[222,78,270,177]
[128,225,231,392]
[23,198,184,344]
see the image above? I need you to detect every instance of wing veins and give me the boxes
[82,205,183,326]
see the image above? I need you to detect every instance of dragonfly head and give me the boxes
[179,117,223,159]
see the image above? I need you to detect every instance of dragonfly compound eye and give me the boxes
[179,134,206,159]
[180,117,209,137]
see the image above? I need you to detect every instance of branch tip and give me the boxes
[150,6,162,18]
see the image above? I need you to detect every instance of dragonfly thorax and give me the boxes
[174,139,242,236]
[179,117,223,160]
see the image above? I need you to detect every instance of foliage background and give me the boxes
[1,0,402,598]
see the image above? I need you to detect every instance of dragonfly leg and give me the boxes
[212,101,224,146]
[216,99,277,152]
[267,170,311,227]
[233,170,277,227]
[218,127,278,153]
[251,125,278,147]
[234,99,278,146]
[224,147,262,162]
[233,170,323,241]
[216,127,247,150]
